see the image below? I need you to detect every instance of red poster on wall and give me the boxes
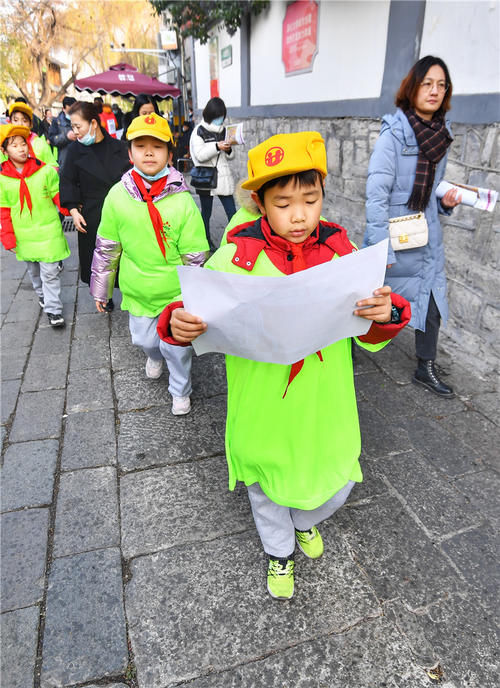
[282,0,319,76]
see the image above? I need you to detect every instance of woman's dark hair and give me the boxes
[395,55,452,116]
[202,97,226,124]
[68,101,104,129]
[256,169,325,204]
[131,94,160,118]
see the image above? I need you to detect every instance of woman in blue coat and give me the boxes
[363,56,461,397]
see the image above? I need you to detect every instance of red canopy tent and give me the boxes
[74,63,181,99]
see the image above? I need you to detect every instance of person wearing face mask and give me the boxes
[190,97,236,251]
[59,101,130,301]
[48,96,77,171]
[90,113,208,415]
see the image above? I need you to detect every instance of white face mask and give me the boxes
[133,162,170,182]
[77,122,96,146]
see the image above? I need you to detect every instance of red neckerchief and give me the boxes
[0,157,44,215]
[227,216,357,396]
[131,170,169,259]
[259,218,325,398]
[260,216,323,273]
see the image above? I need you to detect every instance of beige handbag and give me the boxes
[388,212,429,251]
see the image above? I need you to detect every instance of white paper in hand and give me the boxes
[177,239,388,364]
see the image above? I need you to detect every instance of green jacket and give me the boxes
[0,160,69,262]
[93,169,208,317]
[202,221,404,509]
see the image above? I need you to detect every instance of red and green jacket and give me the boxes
[159,217,411,509]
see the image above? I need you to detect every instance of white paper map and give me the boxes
[177,239,389,365]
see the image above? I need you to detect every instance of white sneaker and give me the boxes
[172,395,191,415]
[145,357,163,379]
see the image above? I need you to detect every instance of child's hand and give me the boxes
[95,300,108,313]
[354,285,392,323]
[171,308,207,343]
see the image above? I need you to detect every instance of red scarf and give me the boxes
[0,157,44,216]
[281,239,323,398]
[131,170,169,259]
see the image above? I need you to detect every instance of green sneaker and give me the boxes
[295,526,324,559]
[267,557,294,599]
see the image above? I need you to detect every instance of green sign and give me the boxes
[221,45,232,68]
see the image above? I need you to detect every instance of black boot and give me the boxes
[412,359,454,398]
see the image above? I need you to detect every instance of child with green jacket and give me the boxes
[90,113,209,416]
[0,124,69,327]
[158,131,411,599]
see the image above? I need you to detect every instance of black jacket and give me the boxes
[48,111,73,169]
[59,132,131,283]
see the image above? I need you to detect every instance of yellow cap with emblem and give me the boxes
[126,113,173,143]
[241,131,327,190]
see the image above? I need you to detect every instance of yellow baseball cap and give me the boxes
[8,101,33,122]
[241,131,327,190]
[0,124,30,148]
[126,113,173,143]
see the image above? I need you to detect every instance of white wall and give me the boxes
[420,0,500,95]
[250,0,391,105]
[194,40,211,109]
[194,26,242,110]
[217,26,241,108]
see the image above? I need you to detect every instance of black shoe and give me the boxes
[47,313,65,328]
[412,359,454,398]
[102,298,114,312]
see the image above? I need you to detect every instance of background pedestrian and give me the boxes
[48,96,77,170]
[189,96,236,251]
[59,101,130,302]
[363,55,461,397]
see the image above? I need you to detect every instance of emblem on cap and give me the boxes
[265,147,284,167]
[144,115,155,124]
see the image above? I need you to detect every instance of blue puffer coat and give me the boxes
[363,108,452,331]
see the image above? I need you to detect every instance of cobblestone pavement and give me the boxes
[1,199,499,688]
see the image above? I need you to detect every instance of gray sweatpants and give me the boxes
[247,480,356,558]
[128,313,193,397]
[26,261,63,314]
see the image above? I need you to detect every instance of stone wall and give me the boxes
[229,117,500,378]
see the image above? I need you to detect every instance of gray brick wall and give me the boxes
[229,117,500,378]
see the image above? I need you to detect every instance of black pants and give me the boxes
[415,293,441,360]
[198,193,236,249]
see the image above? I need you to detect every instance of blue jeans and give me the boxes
[198,193,236,250]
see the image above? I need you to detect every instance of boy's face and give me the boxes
[130,135,169,176]
[252,175,323,244]
[10,110,31,128]
[5,136,29,166]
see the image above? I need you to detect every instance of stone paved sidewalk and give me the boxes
[1,200,499,688]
